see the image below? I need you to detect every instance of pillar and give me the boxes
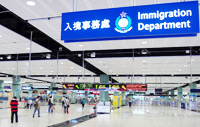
[12,76,21,98]
[28,84,33,98]
[113,91,120,108]
[177,87,183,99]
[190,83,197,101]
[0,80,4,97]
[171,90,175,101]
[122,91,126,106]
[99,74,109,104]
[50,82,56,92]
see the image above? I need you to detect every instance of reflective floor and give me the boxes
[1,104,200,127]
[0,104,94,127]
[74,106,200,127]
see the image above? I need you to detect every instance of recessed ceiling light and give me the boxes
[0,35,2,38]
[60,62,63,65]
[26,48,30,50]
[142,41,147,44]
[26,63,29,65]
[186,50,190,54]
[79,44,84,47]
[142,60,146,63]
[51,71,54,73]
[27,1,36,6]
[71,67,74,69]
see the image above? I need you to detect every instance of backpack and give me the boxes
[34,101,38,108]
[48,99,52,105]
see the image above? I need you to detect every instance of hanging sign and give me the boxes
[61,1,199,42]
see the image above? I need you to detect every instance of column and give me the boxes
[0,80,4,97]
[190,83,197,101]
[12,76,21,98]
[99,74,109,104]
[50,82,56,92]
[171,90,175,101]
[28,84,33,98]
[177,87,183,99]
[122,91,126,106]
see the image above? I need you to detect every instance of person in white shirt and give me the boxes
[64,97,70,113]
[28,99,33,109]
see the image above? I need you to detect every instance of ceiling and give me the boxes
[0,0,200,93]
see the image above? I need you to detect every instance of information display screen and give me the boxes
[126,84,147,91]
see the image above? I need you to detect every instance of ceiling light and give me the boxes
[86,73,88,75]
[142,51,147,55]
[186,50,190,54]
[99,61,102,63]
[27,1,36,6]
[91,52,96,57]
[2,71,5,73]
[12,68,15,70]
[79,70,82,72]
[113,73,116,75]
[78,54,81,57]
[0,35,2,38]
[26,48,30,50]
[60,62,63,65]
[79,44,84,47]
[51,71,54,73]
[46,54,51,59]
[26,63,29,65]
[191,59,195,62]
[142,60,146,63]
[142,41,147,44]
[70,67,74,69]
[0,57,3,60]
[7,55,11,59]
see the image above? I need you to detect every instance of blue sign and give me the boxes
[190,89,200,93]
[61,1,199,42]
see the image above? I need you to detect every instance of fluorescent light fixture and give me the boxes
[7,55,11,59]
[142,60,146,63]
[186,50,190,54]
[27,1,36,6]
[91,52,96,57]
[46,54,51,59]
[142,41,147,44]
[79,44,84,47]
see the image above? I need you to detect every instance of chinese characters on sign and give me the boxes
[64,19,110,31]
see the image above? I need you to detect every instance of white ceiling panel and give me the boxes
[0,25,50,54]
[0,59,95,76]
[86,56,200,75]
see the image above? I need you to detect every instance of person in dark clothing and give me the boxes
[10,97,18,123]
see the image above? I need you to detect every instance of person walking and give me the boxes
[81,98,85,110]
[128,98,132,108]
[33,96,40,118]
[10,97,18,123]
[64,97,70,113]
[29,99,33,109]
[48,96,54,113]
[62,96,65,107]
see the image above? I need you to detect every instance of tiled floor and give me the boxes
[1,104,200,127]
[0,104,94,127]
[74,106,200,127]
